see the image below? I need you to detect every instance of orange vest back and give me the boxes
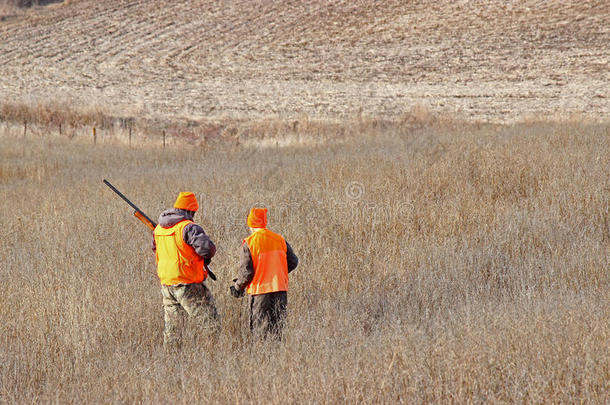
[154,220,207,285]
[244,228,288,295]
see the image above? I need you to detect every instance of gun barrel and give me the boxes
[103,179,157,227]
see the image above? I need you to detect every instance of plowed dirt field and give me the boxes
[0,0,608,123]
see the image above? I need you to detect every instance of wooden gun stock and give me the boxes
[134,210,156,231]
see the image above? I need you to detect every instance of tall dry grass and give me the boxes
[0,116,608,403]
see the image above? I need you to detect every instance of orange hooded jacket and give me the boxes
[243,228,288,295]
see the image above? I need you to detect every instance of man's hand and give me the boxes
[230,285,244,298]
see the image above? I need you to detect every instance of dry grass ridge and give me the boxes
[0,0,608,122]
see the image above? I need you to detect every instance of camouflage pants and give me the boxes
[161,282,220,349]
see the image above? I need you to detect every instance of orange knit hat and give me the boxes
[174,192,199,212]
[247,208,268,228]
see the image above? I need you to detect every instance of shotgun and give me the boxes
[103,179,217,281]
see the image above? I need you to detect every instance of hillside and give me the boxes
[0,0,608,123]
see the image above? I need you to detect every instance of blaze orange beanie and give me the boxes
[174,192,199,212]
[247,208,268,228]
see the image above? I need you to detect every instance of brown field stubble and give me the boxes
[0,117,608,403]
[1,0,608,122]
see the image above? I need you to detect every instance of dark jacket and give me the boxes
[152,208,216,265]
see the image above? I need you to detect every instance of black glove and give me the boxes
[230,285,245,298]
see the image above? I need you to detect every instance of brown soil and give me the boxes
[0,0,608,123]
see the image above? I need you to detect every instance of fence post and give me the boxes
[23,120,27,137]
[59,122,62,135]
[163,130,166,148]
[93,127,96,144]
[129,126,132,147]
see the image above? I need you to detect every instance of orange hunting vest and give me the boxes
[244,228,288,295]
[154,220,207,286]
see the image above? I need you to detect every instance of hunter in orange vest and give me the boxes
[153,192,219,349]
[230,208,298,338]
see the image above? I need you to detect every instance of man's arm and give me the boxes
[234,242,255,291]
[183,223,216,265]
[286,241,298,273]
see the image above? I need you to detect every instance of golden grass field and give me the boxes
[1,0,609,403]
[0,116,608,403]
